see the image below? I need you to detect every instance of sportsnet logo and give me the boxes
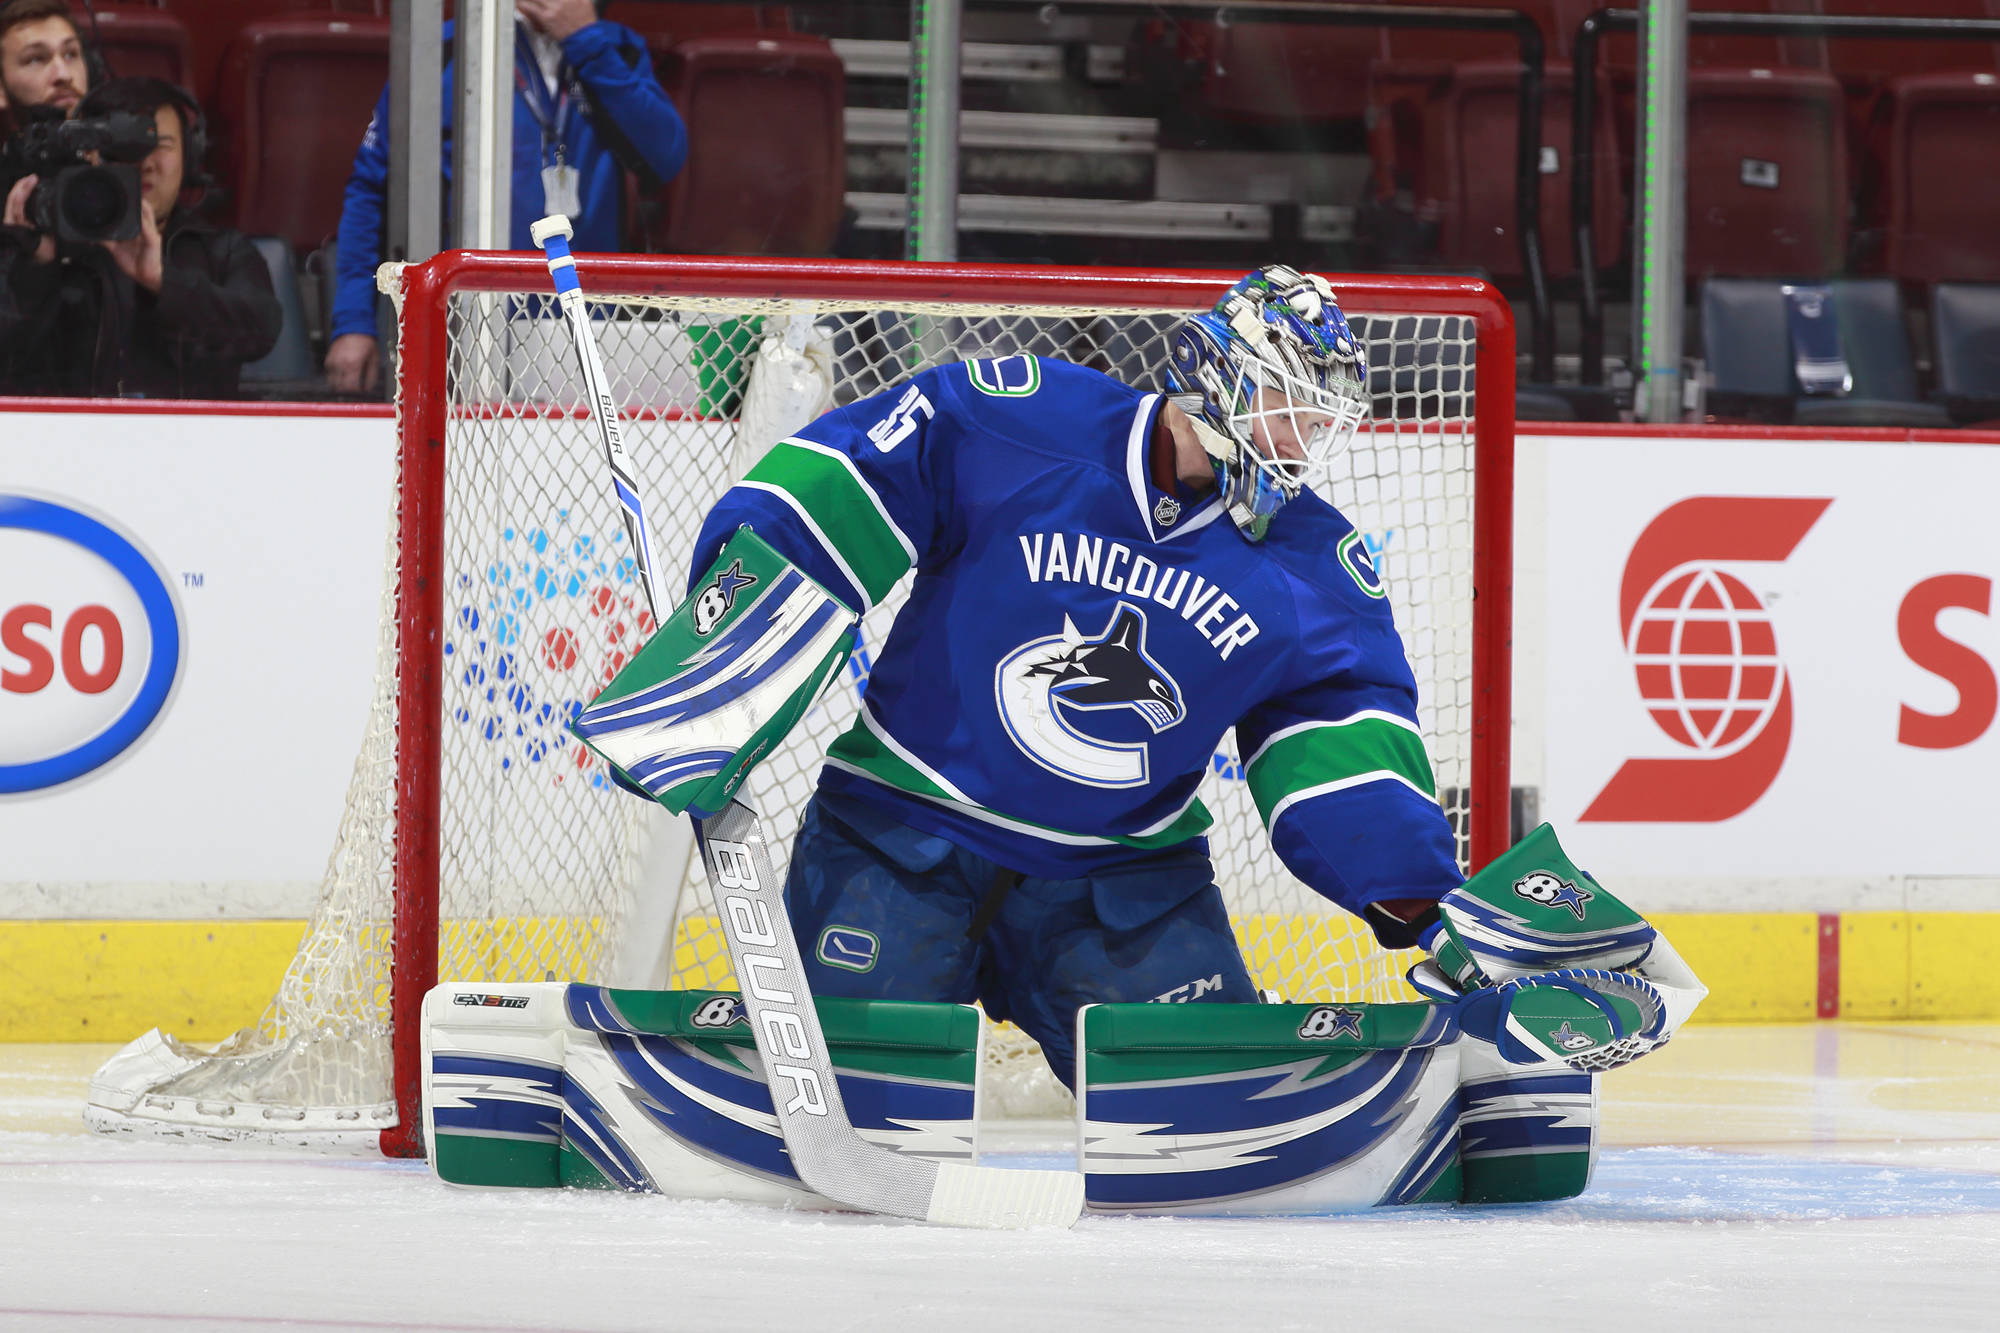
[453,993,530,1009]
[1582,496,1831,823]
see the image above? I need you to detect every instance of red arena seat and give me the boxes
[602,3,789,48]
[1683,65,1848,278]
[1386,61,1624,279]
[86,4,193,89]
[161,1,379,111]
[647,33,844,256]
[1866,70,2000,283]
[1181,19,1389,126]
[216,14,390,256]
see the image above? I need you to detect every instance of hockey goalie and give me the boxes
[426,263,1705,1218]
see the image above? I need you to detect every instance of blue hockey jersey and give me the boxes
[689,355,1464,922]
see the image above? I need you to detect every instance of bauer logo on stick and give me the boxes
[692,559,758,636]
[1514,870,1594,920]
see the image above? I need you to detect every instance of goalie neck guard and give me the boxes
[1164,265,1370,542]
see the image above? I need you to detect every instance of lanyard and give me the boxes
[513,27,578,164]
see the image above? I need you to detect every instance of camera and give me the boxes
[0,108,157,244]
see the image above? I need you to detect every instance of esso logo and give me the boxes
[0,494,184,795]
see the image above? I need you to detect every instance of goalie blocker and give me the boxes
[569,525,858,818]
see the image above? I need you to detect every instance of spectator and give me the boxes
[0,0,89,128]
[0,77,281,397]
[326,0,688,393]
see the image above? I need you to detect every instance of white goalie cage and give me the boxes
[84,254,1514,1151]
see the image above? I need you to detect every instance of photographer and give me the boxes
[0,77,280,397]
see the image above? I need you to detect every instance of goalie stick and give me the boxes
[527,216,1084,1229]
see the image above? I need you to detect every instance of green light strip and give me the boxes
[907,0,932,260]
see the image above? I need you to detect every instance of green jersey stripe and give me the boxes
[826,711,1214,852]
[740,442,914,605]
[775,438,919,565]
[1245,715,1438,830]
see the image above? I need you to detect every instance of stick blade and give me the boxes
[925,1162,1085,1230]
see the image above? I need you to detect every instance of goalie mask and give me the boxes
[1164,265,1370,542]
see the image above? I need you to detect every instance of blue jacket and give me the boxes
[331,19,687,341]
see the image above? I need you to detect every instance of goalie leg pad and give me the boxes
[422,983,983,1204]
[569,526,857,817]
[1077,1000,1466,1216]
[1076,999,1604,1214]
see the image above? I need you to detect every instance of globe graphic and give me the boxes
[1626,565,1785,753]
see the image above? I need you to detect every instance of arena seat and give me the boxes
[216,15,390,256]
[1371,61,1622,279]
[87,4,192,89]
[1683,66,1848,278]
[648,33,844,256]
[240,235,319,391]
[1860,71,2000,283]
[1826,0,2000,92]
[602,3,789,47]
[160,1,380,111]
[1699,277,1950,426]
[1929,282,2000,423]
[1176,18,1389,126]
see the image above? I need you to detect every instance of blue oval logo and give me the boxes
[0,494,184,795]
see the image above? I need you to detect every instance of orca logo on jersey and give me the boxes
[692,560,757,636]
[994,601,1185,788]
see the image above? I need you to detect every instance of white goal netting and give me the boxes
[86,258,1495,1143]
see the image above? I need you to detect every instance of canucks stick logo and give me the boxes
[994,601,1184,788]
[691,559,757,636]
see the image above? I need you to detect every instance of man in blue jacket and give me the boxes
[326,0,687,392]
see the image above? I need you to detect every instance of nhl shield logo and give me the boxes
[1154,494,1181,527]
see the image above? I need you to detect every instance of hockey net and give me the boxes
[85,255,1512,1150]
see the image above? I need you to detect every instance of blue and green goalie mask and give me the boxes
[1163,265,1370,541]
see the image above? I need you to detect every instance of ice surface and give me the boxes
[5,1024,1998,1332]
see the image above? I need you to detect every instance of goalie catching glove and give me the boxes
[570,527,858,818]
[1408,824,1708,1073]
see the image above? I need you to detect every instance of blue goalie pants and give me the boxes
[781,791,1258,1087]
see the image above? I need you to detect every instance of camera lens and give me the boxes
[61,167,127,238]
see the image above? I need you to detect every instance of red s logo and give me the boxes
[1581,496,1832,823]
